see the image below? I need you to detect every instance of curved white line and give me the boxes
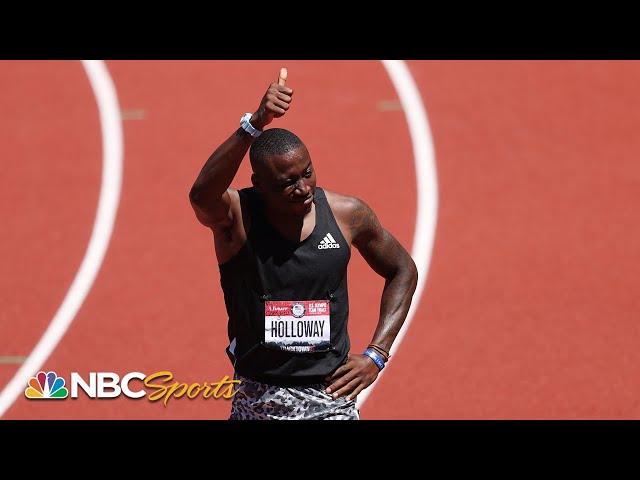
[357,60,439,409]
[0,61,123,418]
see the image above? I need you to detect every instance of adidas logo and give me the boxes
[318,233,340,249]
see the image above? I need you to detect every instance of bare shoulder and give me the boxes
[229,187,246,212]
[210,187,250,264]
[323,189,380,245]
[221,187,251,237]
[323,188,357,214]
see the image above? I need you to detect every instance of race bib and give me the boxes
[264,300,332,352]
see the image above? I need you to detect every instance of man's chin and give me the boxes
[288,199,313,216]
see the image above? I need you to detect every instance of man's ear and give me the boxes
[251,173,262,192]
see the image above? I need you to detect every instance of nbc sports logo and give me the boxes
[25,371,69,399]
[318,232,340,249]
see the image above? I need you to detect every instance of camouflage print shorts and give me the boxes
[229,374,360,420]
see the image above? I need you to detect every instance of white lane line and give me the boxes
[0,61,123,418]
[357,60,439,408]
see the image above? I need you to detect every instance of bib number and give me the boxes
[264,300,332,352]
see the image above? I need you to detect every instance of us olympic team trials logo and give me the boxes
[291,303,306,318]
[25,371,69,399]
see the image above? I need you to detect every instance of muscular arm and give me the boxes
[189,128,254,229]
[189,70,293,230]
[349,198,418,353]
[325,196,418,400]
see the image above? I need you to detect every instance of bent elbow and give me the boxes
[189,185,203,206]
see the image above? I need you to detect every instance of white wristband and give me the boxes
[240,112,262,137]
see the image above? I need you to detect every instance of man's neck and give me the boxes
[264,202,315,239]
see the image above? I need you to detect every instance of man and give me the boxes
[189,68,418,420]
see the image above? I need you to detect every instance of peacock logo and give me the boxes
[25,371,69,399]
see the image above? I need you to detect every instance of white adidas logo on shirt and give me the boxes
[318,233,340,250]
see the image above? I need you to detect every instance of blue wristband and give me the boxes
[363,348,386,371]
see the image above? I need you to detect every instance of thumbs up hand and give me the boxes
[250,67,294,130]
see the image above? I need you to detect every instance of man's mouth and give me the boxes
[291,194,313,205]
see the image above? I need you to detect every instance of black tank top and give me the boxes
[218,186,351,386]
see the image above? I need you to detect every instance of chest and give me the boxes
[270,210,317,244]
[251,224,350,291]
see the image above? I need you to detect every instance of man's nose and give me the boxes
[293,179,310,195]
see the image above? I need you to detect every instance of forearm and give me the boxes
[189,127,254,206]
[369,262,418,353]
[190,73,292,207]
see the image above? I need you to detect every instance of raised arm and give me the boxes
[189,68,293,230]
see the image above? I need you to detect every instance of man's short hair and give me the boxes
[249,128,304,173]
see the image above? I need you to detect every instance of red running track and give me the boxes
[2,60,640,419]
